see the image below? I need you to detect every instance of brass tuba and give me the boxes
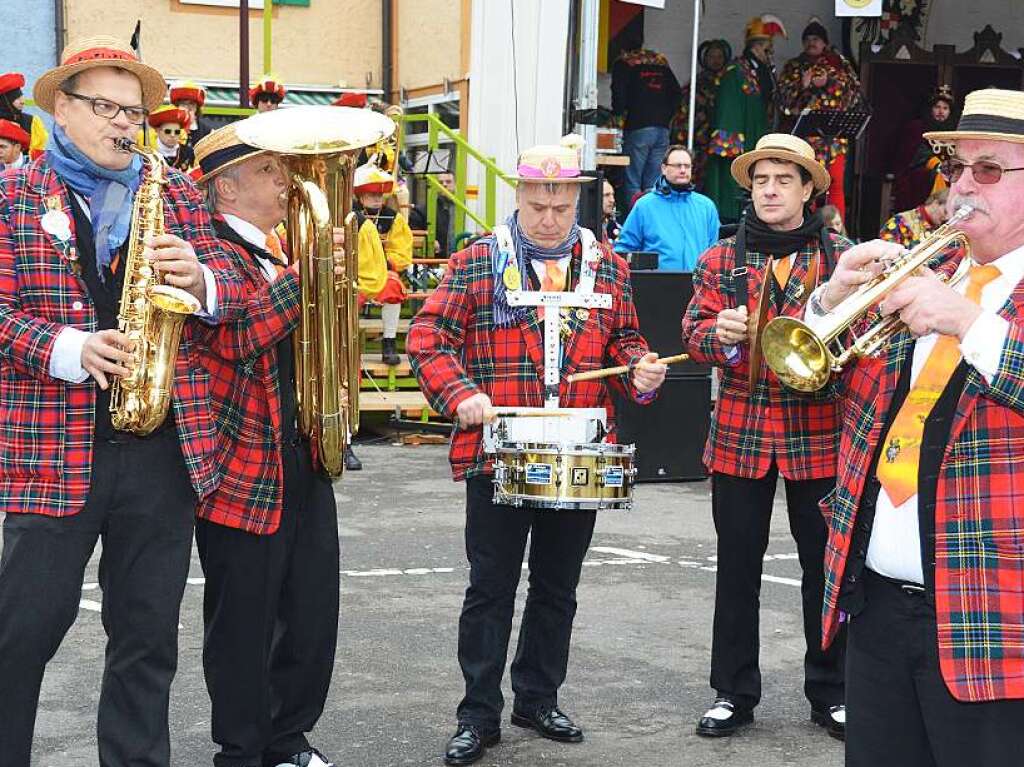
[237,106,395,477]
[110,140,201,435]
[760,205,974,393]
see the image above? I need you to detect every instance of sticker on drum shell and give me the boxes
[603,466,625,488]
[525,462,554,485]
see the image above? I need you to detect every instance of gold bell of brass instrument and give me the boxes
[236,105,395,478]
[760,205,974,393]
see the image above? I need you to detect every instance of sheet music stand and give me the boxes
[791,109,872,142]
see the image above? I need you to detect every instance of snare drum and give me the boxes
[492,441,636,511]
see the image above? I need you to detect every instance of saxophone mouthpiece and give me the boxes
[113,137,134,152]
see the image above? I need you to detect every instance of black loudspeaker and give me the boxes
[628,270,708,374]
[616,376,710,481]
[577,170,604,237]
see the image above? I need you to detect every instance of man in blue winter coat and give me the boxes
[615,145,720,271]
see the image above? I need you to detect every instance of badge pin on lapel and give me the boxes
[41,196,72,242]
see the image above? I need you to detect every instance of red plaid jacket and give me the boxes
[0,156,245,517]
[821,244,1024,702]
[408,236,652,480]
[194,230,302,535]
[682,233,850,480]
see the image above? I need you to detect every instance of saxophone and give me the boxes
[109,139,201,435]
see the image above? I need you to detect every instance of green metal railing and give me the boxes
[398,112,516,252]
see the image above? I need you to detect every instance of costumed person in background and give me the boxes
[250,75,286,113]
[819,204,845,236]
[192,123,341,767]
[879,187,949,248]
[0,117,30,169]
[671,39,732,189]
[408,143,666,767]
[602,179,622,244]
[147,105,195,171]
[704,15,787,224]
[778,18,863,219]
[889,85,955,212]
[683,134,849,741]
[170,79,213,148]
[332,91,368,109]
[0,72,49,159]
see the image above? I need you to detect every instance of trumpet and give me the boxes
[760,205,974,392]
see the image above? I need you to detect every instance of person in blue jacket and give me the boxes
[615,145,721,271]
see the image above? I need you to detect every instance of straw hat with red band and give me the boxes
[0,72,25,97]
[33,36,168,114]
[0,119,30,151]
[250,76,286,104]
[147,105,189,129]
[513,144,595,184]
[169,79,206,108]
[354,163,395,195]
[333,91,368,108]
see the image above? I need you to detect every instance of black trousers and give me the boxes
[195,440,339,767]
[456,475,596,731]
[709,467,845,710]
[0,430,196,767]
[846,569,1024,766]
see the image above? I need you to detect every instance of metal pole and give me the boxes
[576,0,599,171]
[240,0,250,108]
[687,0,700,153]
[263,0,272,75]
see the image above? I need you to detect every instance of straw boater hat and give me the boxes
[33,36,167,114]
[354,163,395,195]
[730,133,831,194]
[193,122,266,184]
[514,144,594,184]
[924,88,1024,146]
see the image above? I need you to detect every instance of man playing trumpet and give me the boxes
[806,87,1024,766]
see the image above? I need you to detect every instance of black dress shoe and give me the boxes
[444,724,500,766]
[510,705,584,743]
[695,698,754,737]
[811,704,845,741]
[344,446,362,471]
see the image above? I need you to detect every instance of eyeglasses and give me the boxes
[664,162,692,170]
[60,91,148,126]
[942,158,1024,185]
[160,128,180,136]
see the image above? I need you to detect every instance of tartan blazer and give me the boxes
[821,244,1024,702]
[681,232,850,480]
[407,236,653,481]
[0,156,245,517]
[194,230,302,535]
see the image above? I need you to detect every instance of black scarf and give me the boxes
[741,205,825,256]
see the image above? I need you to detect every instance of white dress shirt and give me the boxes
[806,244,1024,583]
[221,214,278,282]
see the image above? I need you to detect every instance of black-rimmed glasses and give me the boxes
[942,158,1024,185]
[61,91,149,126]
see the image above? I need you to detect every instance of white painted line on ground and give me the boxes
[591,546,669,562]
[79,599,102,612]
[761,574,802,587]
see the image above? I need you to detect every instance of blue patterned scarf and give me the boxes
[492,212,581,328]
[46,124,142,282]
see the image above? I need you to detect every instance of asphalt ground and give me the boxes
[14,441,844,767]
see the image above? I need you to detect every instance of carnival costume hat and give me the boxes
[745,14,787,44]
[929,84,955,108]
[33,36,167,113]
[0,118,30,150]
[924,88,1024,146]
[0,72,25,98]
[802,17,829,44]
[731,133,831,193]
[250,76,286,104]
[333,91,368,108]
[514,144,595,184]
[193,121,266,184]
[147,104,189,129]
[169,79,206,107]
[354,163,395,195]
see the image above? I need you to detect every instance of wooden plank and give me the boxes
[360,353,412,376]
[359,390,437,415]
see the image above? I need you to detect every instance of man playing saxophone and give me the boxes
[190,123,341,767]
[0,37,244,767]
[804,88,1024,766]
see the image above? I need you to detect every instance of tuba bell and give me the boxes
[760,205,974,392]
[236,105,396,477]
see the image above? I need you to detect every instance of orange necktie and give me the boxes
[773,255,792,289]
[541,260,566,292]
[876,263,1001,506]
[265,230,286,265]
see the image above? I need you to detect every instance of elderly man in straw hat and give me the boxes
[682,133,850,740]
[0,36,245,767]
[408,143,667,765]
[806,88,1024,766]
[190,123,341,767]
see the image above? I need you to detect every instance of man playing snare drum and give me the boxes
[408,143,666,766]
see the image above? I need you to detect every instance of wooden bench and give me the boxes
[358,390,437,416]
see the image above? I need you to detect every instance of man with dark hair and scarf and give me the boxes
[704,15,787,223]
[0,71,49,159]
[683,134,849,741]
[889,85,955,212]
[778,18,863,220]
[672,38,731,188]
[409,143,666,766]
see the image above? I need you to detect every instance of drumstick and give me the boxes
[565,353,690,384]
